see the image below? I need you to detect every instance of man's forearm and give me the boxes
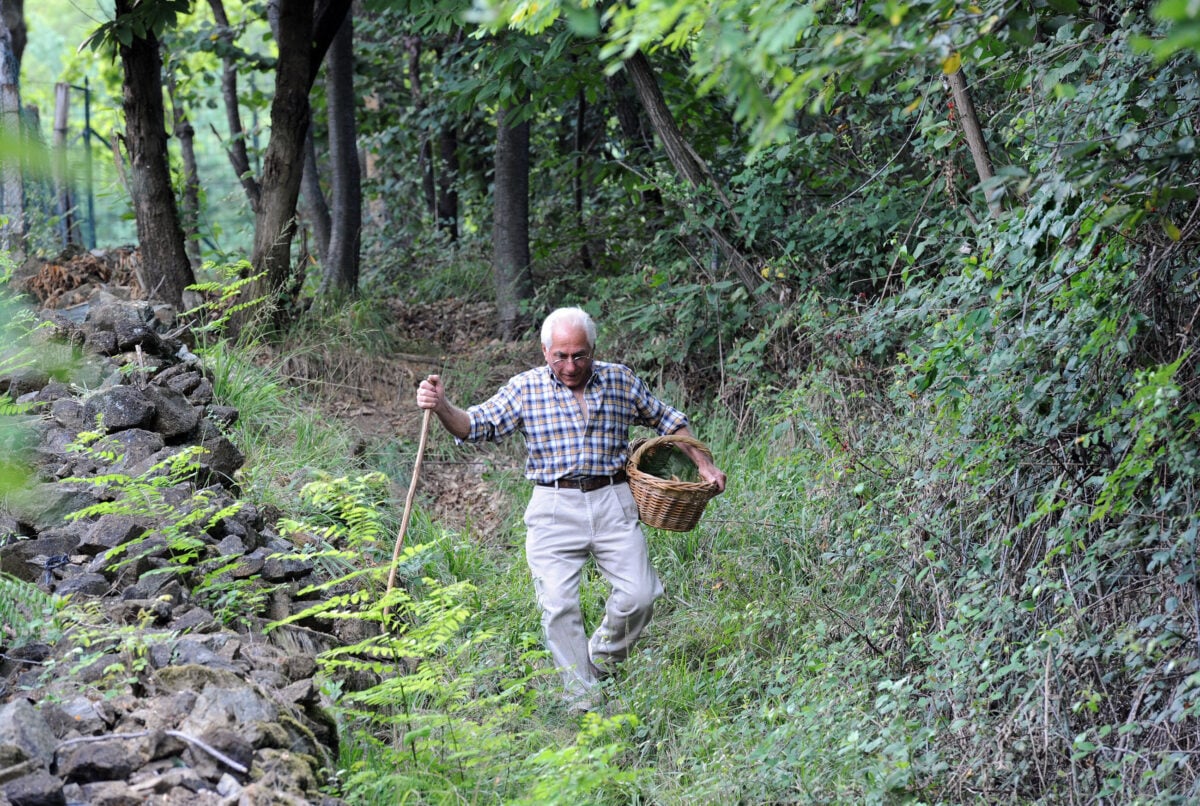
[435,403,472,440]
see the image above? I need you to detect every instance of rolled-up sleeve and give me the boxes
[466,381,523,443]
[629,372,688,435]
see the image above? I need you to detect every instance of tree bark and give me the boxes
[208,0,261,212]
[436,122,459,241]
[301,122,331,263]
[492,104,533,340]
[574,86,593,271]
[115,0,194,306]
[432,39,460,241]
[407,35,436,218]
[622,50,764,300]
[0,15,23,259]
[319,9,360,295]
[52,83,79,248]
[0,0,23,70]
[945,68,1002,219]
[166,70,203,270]
[361,92,388,231]
[244,0,351,330]
[605,68,663,217]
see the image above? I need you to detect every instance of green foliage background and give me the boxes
[5,0,1200,802]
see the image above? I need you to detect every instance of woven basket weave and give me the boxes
[626,434,718,532]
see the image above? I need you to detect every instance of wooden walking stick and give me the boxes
[384,408,432,614]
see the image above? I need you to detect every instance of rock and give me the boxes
[166,608,217,635]
[83,329,118,355]
[72,653,122,686]
[194,421,244,484]
[45,697,111,738]
[55,737,142,783]
[48,399,84,430]
[66,780,143,806]
[187,727,252,780]
[143,386,201,440]
[189,378,213,405]
[230,549,266,579]
[161,369,202,396]
[81,386,155,432]
[1,482,99,536]
[158,639,240,673]
[113,322,162,354]
[215,534,247,557]
[0,770,65,806]
[205,405,239,427]
[0,700,57,768]
[0,293,343,804]
[262,554,313,583]
[178,687,278,747]
[278,678,319,706]
[95,428,165,473]
[0,367,50,400]
[78,515,146,555]
[0,531,81,584]
[111,598,172,626]
[52,572,109,598]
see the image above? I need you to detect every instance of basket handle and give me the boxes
[628,433,714,468]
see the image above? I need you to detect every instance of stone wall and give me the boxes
[0,294,345,806]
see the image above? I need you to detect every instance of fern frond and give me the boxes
[0,572,70,645]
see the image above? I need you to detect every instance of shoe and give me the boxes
[566,696,595,715]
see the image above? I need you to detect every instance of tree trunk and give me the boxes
[434,36,461,242]
[320,8,360,295]
[407,35,436,217]
[52,83,79,248]
[361,92,388,232]
[436,122,459,241]
[622,50,764,300]
[1,0,23,69]
[605,68,663,215]
[243,0,351,331]
[209,0,261,212]
[574,85,593,271]
[252,0,317,323]
[116,0,194,306]
[492,104,533,340]
[945,68,1002,219]
[0,16,23,260]
[301,122,332,263]
[166,70,203,270]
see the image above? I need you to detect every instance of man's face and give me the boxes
[543,324,594,390]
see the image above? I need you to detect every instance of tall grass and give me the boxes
[203,299,934,803]
[201,339,365,511]
[317,395,919,804]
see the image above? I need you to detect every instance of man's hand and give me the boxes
[698,462,727,494]
[416,374,471,440]
[417,374,446,412]
[673,426,727,494]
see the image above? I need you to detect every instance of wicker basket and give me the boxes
[626,434,719,532]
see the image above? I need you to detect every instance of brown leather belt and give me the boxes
[538,470,628,492]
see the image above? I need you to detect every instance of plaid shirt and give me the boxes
[465,361,688,483]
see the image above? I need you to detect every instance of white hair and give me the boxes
[541,307,597,349]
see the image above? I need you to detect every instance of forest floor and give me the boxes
[293,295,535,539]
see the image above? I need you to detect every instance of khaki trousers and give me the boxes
[523,482,663,699]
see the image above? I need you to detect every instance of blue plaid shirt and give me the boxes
[465,361,688,483]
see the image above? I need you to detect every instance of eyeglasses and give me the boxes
[549,351,592,367]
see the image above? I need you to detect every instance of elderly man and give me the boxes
[417,306,725,710]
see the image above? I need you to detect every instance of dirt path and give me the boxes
[309,297,534,541]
